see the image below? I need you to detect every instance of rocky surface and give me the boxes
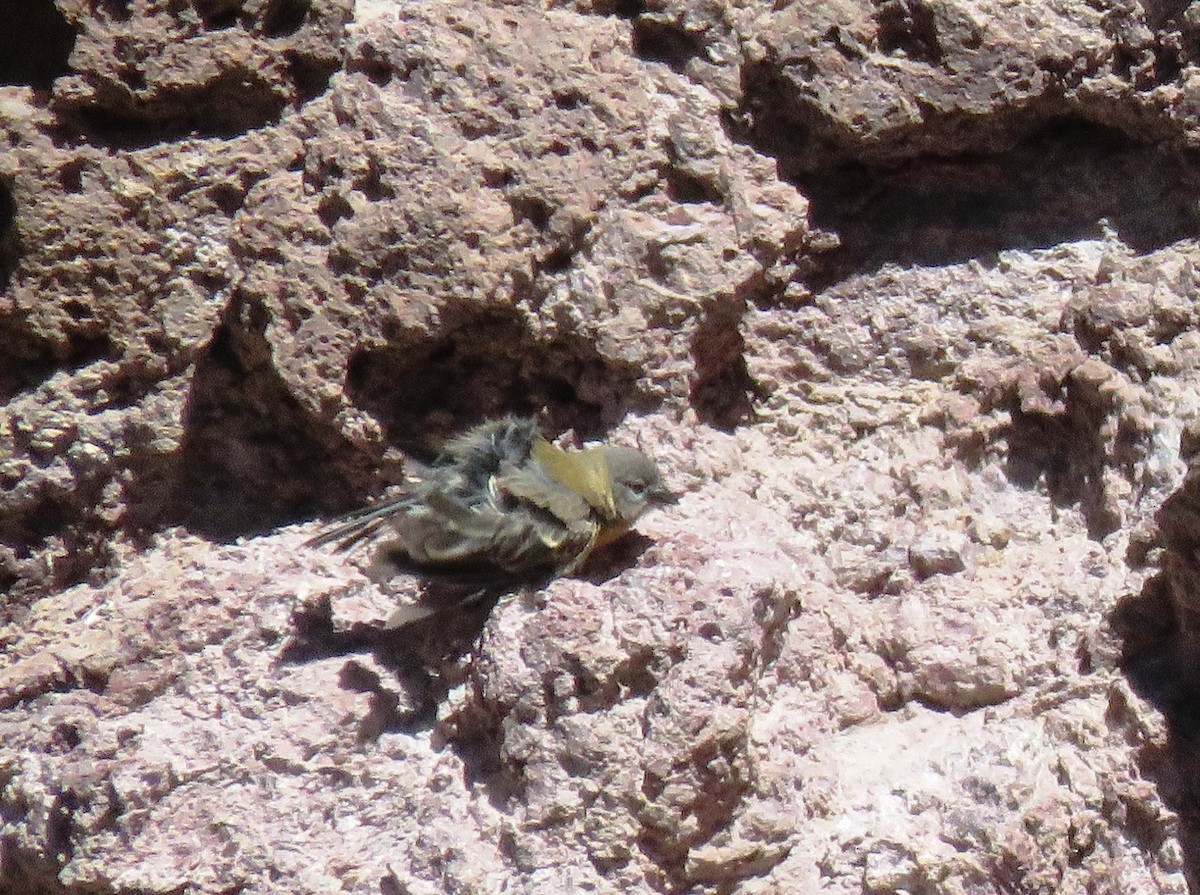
[2,0,1200,892]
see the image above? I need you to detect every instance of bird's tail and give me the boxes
[304,494,412,551]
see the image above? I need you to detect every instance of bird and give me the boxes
[307,416,677,625]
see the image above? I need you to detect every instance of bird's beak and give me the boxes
[650,485,680,506]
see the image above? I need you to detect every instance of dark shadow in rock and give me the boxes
[1003,405,1119,540]
[339,658,439,742]
[0,836,69,895]
[0,316,118,403]
[287,52,338,103]
[0,0,75,89]
[1141,0,1195,33]
[345,49,393,87]
[97,0,132,20]
[662,165,726,205]
[802,122,1200,287]
[0,175,14,297]
[689,299,762,431]
[0,477,108,583]
[581,531,655,585]
[0,487,114,615]
[280,594,443,739]
[975,370,1125,541]
[278,592,383,663]
[279,586,500,740]
[449,728,507,791]
[631,18,707,74]
[615,0,713,74]
[746,116,1200,290]
[1114,465,1200,890]
[263,0,311,38]
[194,0,243,30]
[340,299,652,501]
[52,80,291,150]
[874,0,944,65]
[168,295,365,541]
[1115,583,1200,889]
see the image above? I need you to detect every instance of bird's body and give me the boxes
[308,417,675,607]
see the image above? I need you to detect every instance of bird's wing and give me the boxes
[498,457,595,525]
[398,475,597,577]
[490,509,597,576]
[530,437,617,520]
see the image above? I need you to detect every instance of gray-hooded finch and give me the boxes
[307,416,676,623]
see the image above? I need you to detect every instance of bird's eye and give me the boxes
[629,481,647,496]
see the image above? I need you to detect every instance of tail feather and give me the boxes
[305,494,411,551]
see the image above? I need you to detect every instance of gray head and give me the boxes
[601,445,678,524]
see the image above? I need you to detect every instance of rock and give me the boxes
[0,0,1197,892]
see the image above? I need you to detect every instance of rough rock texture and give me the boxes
[2,0,1200,893]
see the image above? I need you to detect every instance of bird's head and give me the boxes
[602,445,678,525]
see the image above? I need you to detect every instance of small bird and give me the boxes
[307,416,676,624]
